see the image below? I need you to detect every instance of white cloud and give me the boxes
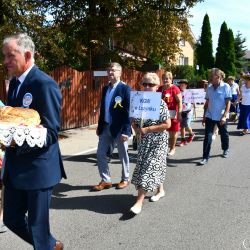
[189,0,250,52]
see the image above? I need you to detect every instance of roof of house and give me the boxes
[244,50,250,59]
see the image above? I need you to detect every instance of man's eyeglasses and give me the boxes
[108,68,121,72]
[142,82,155,87]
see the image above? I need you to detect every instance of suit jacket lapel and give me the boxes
[13,65,37,107]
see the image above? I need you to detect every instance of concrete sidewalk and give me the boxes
[59,104,204,158]
[59,126,98,159]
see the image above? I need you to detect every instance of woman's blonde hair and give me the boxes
[162,71,173,80]
[142,72,160,85]
[227,76,235,81]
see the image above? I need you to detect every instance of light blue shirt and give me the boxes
[205,81,231,121]
[0,100,4,107]
[104,81,120,123]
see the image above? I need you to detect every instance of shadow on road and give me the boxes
[228,130,242,137]
[62,153,97,163]
[51,186,135,215]
[52,183,92,198]
[62,151,139,164]
[52,183,146,221]
[167,154,222,167]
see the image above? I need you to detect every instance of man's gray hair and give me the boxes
[3,33,35,62]
[208,68,225,79]
[108,62,122,71]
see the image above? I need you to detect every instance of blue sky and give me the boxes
[188,0,250,52]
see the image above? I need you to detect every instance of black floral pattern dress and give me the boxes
[131,100,170,192]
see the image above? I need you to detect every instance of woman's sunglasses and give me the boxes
[142,82,156,87]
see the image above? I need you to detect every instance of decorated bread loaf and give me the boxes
[0,106,40,126]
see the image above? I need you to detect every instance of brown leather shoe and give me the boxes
[92,181,112,191]
[54,241,64,250]
[117,180,130,189]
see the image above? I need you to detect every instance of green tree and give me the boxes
[47,0,205,69]
[0,1,67,71]
[234,31,247,74]
[226,28,236,76]
[196,14,214,73]
[172,65,195,82]
[0,0,204,71]
[215,22,236,76]
[215,22,228,70]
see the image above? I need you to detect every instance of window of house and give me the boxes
[184,57,189,65]
[179,39,185,46]
[178,54,184,65]
[178,54,189,65]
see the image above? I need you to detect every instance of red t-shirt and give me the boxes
[158,85,180,111]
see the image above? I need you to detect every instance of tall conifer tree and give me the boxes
[215,22,228,70]
[215,22,236,76]
[234,31,247,74]
[226,28,236,76]
[196,14,214,73]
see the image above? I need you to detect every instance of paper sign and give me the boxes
[130,91,162,120]
[184,89,206,103]
[93,71,108,77]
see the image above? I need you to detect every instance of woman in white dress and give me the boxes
[227,76,240,121]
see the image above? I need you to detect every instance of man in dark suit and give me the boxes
[92,62,131,191]
[2,33,66,249]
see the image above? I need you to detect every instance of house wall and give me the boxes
[243,50,250,72]
[177,39,195,66]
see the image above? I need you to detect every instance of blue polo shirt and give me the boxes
[205,82,232,121]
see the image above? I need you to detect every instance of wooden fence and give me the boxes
[0,66,164,130]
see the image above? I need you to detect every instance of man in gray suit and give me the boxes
[92,62,131,191]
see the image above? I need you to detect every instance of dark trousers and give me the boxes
[3,186,56,250]
[203,117,229,160]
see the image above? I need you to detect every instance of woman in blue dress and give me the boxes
[237,75,250,135]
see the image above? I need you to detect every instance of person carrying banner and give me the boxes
[130,73,171,215]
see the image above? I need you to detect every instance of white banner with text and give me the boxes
[185,89,206,103]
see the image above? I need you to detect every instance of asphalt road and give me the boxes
[1,119,250,250]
